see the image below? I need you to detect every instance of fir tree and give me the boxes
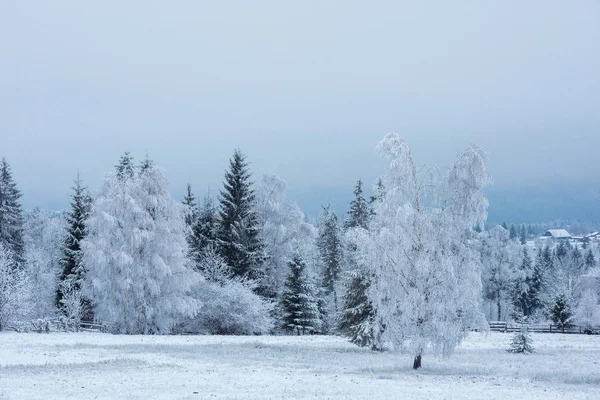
[338,268,381,349]
[182,183,198,228]
[0,158,25,269]
[115,152,135,181]
[512,248,537,317]
[344,180,370,230]
[501,222,508,230]
[56,174,92,319]
[197,192,218,253]
[509,224,518,241]
[182,183,201,264]
[339,180,380,348]
[507,312,534,354]
[584,248,596,270]
[369,178,385,216]
[281,253,321,335]
[549,293,573,333]
[318,205,343,309]
[519,225,527,245]
[217,150,269,295]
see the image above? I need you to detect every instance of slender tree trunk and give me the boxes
[497,291,502,321]
[413,354,422,369]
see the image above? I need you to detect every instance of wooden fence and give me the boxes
[489,321,600,335]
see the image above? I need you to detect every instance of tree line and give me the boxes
[1,134,598,369]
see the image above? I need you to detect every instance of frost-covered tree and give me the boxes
[196,192,219,253]
[57,278,86,331]
[344,180,370,230]
[585,248,596,271]
[363,134,491,369]
[369,178,385,214]
[197,244,231,284]
[576,290,599,331]
[0,158,25,269]
[182,183,198,230]
[338,228,382,349]
[338,180,381,347]
[479,225,521,321]
[0,243,31,330]
[184,277,273,335]
[549,293,573,333]
[511,248,542,318]
[281,252,321,335]
[23,208,64,319]
[550,244,588,304]
[82,155,201,334]
[256,174,317,297]
[56,175,92,318]
[507,313,534,354]
[519,225,527,245]
[509,225,518,241]
[318,205,344,312]
[217,150,269,295]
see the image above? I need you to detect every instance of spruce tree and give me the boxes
[509,224,518,241]
[512,248,537,317]
[549,293,573,333]
[519,225,527,245]
[217,150,268,294]
[585,248,596,270]
[507,312,534,354]
[115,152,136,181]
[197,192,218,253]
[369,178,385,216]
[0,158,25,269]
[344,180,370,230]
[56,174,92,318]
[318,205,343,309]
[338,269,381,349]
[182,183,201,264]
[281,253,321,335]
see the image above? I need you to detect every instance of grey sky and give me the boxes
[1,1,599,217]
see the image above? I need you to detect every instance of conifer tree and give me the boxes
[0,158,25,269]
[584,248,596,270]
[339,180,380,348]
[182,183,198,228]
[182,183,201,264]
[369,178,385,216]
[197,192,218,253]
[281,252,321,335]
[549,293,573,333]
[519,225,527,245]
[509,224,518,241]
[512,248,539,317]
[217,150,269,295]
[56,174,92,320]
[344,180,370,230]
[507,312,534,354]
[338,268,381,349]
[115,152,136,181]
[318,205,343,309]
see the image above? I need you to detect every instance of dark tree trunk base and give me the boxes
[413,355,422,369]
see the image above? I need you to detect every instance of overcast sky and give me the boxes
[1,1,599,215]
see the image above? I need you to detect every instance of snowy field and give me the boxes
[1,332,599,400]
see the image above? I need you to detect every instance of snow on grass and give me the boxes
[1,332,599,399]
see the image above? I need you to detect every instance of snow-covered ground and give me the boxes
[1,332,599,399]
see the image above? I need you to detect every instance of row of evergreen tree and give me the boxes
[0,152,379,338]
[1,148,598,344]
